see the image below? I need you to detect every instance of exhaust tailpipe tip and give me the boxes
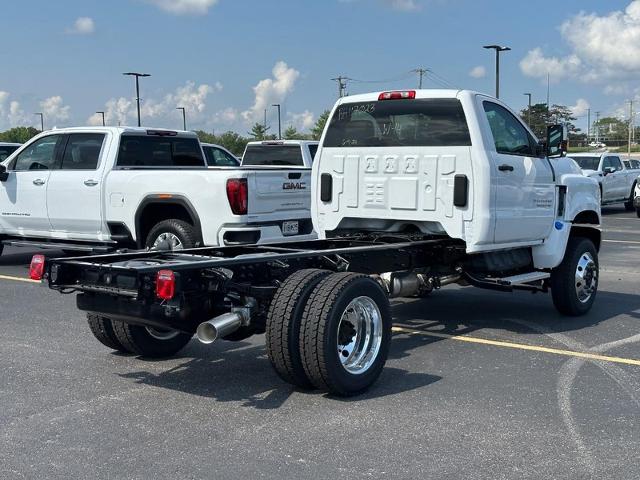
[196,312,245,345]
[196,322,220,344]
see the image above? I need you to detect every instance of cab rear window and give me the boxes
[242,145,304,166]
[116,135,204,168]
[323,98,471,148]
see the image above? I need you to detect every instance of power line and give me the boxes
[331,75,351,98]
[411,68,428,89]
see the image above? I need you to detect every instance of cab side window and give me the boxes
[11,135,63,171]
[603,156,623,171]
[483,102,535,156]
[60,133,105,170]
[205,147,239,167]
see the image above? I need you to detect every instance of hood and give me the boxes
[581,169,600,177]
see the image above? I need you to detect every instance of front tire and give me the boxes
[299,273,392,396]
[550,237,599,316]
[145,219,197,251]
[112,321,192,358]
[624,183,636,211]
[87,314,131,353]
[265,269,331,389]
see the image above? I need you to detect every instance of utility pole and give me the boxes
[34,112,44,132]
[523,93,532,127]
[595,111,601,143]
[412,68,428,89]
[272,104,281,139]
[263,109,267,130]
[629,100,634,158]
[587,108,591,143]
[96,111,105,126]
[331,76,349,98]
[483,45,511,98]
[176,107,186,131]
[546,72,550,124]
[123,72,151,127]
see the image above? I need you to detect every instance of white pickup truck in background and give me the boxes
[0,127,316,256]
[241,140,318,168]
[569,152,640,210]
[0,142,21,162]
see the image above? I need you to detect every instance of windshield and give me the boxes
[242,145,305,166]
[570,156,600,171]
[324,98,471,148]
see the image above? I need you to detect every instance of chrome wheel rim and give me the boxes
[336,296,383,375]
[145,327,180,340]
[575,252,597,303]
[153,232,183,251]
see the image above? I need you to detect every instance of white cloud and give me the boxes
[145,0,219,15]
[242,61,300,124]
[88,97,133,126]
[382,0,421,11]
[469,65,486,79]
[40,96,71,124]
[519,48,582,83]
[288,110,315,131]
[66,17,95,35]
[570,98,590,117]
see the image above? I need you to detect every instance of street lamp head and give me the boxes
[123,72,151,77]
[483,45,511,52]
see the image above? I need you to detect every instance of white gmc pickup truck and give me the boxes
[0,127,316,256]
[568,152,639,210]
[41,89,601,396]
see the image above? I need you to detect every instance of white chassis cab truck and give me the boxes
[38,90,601,397]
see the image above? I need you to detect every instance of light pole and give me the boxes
[483,45,511,99]
[272,104,281,139]
[523,93,532,127]
[176,107,186,131]
[96,111,105,126]
[34,112,44,132]
[122,72,151,127]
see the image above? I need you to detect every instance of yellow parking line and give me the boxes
[0,274,39,284]
[392,326,640,367]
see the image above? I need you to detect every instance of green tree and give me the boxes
[216,131,249,155]
[592,117,628,142]
[519,103,577,138]
[311,110,330,140]
[248,122,272,140]
[0,126,40,143]
[284,125,305,140]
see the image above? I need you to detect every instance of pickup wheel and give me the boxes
[636,207,640,218]
[86,314,131,353]
[265,269,331,389]
[145,219,197,251]
[550,237,599,316]
[624,184,636,211]
[299,273,392,396]
[112,321,192,358]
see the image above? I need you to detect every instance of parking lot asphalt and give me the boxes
[1,206,639,480]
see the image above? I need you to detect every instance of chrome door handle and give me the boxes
[84,180,99,186]
[33,179,45,186]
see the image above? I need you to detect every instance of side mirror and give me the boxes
[603,166,615,175]
[546,124,568,158]
[0,164,8,182]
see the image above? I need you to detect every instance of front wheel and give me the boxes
[636,208,640,219]
[550,237,599,316]
[299,273,392,396]
[624,183,636,211]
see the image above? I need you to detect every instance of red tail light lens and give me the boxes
[156,270,176,300]
[226,178,248,215]
[29,254,46,280]
[378,90,416,100]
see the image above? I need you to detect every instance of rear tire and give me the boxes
[550,237,598,316]
[265,269,331,389]
[636,208,640,218]
[87,314,131,353]
[624,183,636,211]
[299,273,392,396]
[145,219,197,251]
[112,321,192,358]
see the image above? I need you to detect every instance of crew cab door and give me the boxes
[602,156,625,201]
[482,101,555,244]
[0,134,64,235]
[46,133,108,237]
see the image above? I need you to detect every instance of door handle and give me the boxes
[84,180,99,186]
[498,164,514,172]
[33,179,45,186]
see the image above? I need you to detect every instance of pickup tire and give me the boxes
[624,183,636,211]
[550,237,598,316]
[86,314,131,353]
[145,219,197,251]
[265,269,331,389]
[299,273,391,396]
[112,321,192,358]
[636,207,640,218]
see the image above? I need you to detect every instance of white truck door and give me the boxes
[603,156,626,200]
[46,133,107,237]
[0,134,64,234]
[482,101,555,244]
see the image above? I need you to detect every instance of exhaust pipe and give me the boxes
[196,312,244,344]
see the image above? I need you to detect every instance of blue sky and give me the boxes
[0,0,637,134]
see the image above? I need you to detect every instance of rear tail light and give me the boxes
[29,254,45,280]
[156,270,176,300]
[226,178,248,215]
[378,90,416,100]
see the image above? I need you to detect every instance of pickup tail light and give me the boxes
[29,254,46,281]
[378,90,416,100]
[226,178,248,215]
[156,270,176,300]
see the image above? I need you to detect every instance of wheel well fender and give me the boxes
[135,195,202,248]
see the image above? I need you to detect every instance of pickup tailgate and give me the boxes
[245,168,311,217]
